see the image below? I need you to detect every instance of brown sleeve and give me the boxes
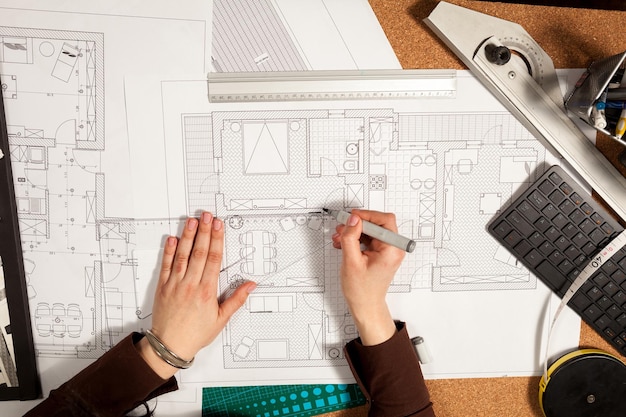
[24,332,178,417]
[344,322,435,417]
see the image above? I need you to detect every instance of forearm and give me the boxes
[345,322,435,417]
[25,333,178,417]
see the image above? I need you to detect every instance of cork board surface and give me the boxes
[322,1,626,416]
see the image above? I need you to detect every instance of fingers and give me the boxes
[159,236,178,286]
[218,281,256,324]
[170,217,199,278]
[339,213,364,263]
[185,212,214,283]
[201,217,225,291]
[352,209,398,233]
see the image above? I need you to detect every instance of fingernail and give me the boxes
[332,233,340,240]
[212,218,223,230]
[167,236,177,246]
[202,212,212,224]
[348,214,359,226]
[246,282,257,293]
[187,218,198,230]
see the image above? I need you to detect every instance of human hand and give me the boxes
[138,212,256,378]
[331,209,404,345]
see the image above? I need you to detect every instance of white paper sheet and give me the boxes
[0,1,404,415]
[125,71,582,387]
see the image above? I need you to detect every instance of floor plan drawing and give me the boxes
[176,106,549,370]
[0,5,208,368]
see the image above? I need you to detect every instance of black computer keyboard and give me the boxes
[488,165,626,355]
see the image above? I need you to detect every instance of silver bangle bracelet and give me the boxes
[144,329,194,369]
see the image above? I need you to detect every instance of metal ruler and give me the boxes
[202,383,366,417]
[207,69,457,102]
[425,1,626,222]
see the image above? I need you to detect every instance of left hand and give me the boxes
[138,212,256,378]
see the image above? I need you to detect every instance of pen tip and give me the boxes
[321,208,329,213]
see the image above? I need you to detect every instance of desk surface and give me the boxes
[325,1,626,416]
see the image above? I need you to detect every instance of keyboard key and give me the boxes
[593,273,610,288]
[568,209,585,225]
[506,212,534,237]
[579,218,595,234]
[548,190,565,205]
[580,203,593,215]
[612,270,626,287]
[604,282,619,297]
[564,245,581,260]
[571,232,588,248]
[552,213,568,228]
[584,305,602,321]
[545,227,560,242]
[529,231,544,246]
[570,293,591,311]
[558,259,574,275]
[492,220,512,238]
[598,296,613,310]
[595,314,611,329]
[548,171,563,184]
[569,192,583,205]
[603,260,618,275]
[613,291,626,306]
[555,236,570,251]
[504,230,522,247]
[591,212,605,225]
[541,203,558,219]
[607,304,622,319]
[517,201,541,222]
[562,223,578,239]
[529,190,548,209]
[524,249,543,268]
[586,286,603,302]
[589,228,606,245]
[549,250,565,265]
[600,223,615,235]
[559,199,575,215]
[617,314,626,328]
[573,254,587,267]
[559,182,573,195]
[536,260,567,292]
[533,217,550,233]
[538,180,555,196]
[514,240,532,257]
[581,242,597,256]
[538,241,555,256]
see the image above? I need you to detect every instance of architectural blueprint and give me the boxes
[124,72,582,396]
[0,1,407,414]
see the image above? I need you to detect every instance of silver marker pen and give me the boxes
[324,208,416,253]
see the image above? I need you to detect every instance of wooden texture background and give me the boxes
[324,1,626,416]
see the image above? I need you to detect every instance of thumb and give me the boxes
[340,214,364,260]
[219,281,256,322]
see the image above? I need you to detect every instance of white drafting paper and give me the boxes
[0,1,404,415]
[124,71,582,395]
[0,2,210,415]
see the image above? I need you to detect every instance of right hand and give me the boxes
[331,209,405,345]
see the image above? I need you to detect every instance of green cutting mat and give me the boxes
[202,384,366,417]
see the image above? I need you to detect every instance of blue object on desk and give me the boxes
[202,383,366,417]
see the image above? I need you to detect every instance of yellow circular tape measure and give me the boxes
[539,349,626,417]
